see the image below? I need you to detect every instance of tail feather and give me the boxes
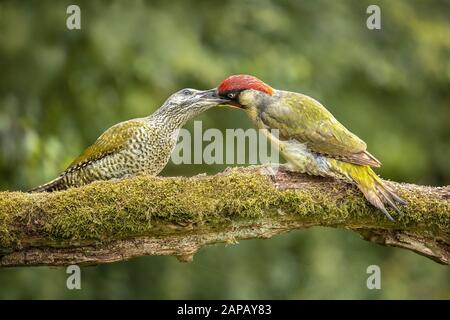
[360,170,405,221]
[379,180,407,205]
[373,182,400,221]
[376,186,400,213]
[28,176,65,193]
[336,162,406,221]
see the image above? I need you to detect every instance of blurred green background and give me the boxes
[0,0,449,299]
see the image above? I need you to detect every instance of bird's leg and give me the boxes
[258,163,283,182]
[108,174,135,182]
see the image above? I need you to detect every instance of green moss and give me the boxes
[0,169,449,248]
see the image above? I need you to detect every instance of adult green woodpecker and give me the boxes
[217,75,405,221]
[30,88,228,192]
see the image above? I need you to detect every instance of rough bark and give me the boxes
[0,165,449,267]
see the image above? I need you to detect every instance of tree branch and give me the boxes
[0,165,449,267]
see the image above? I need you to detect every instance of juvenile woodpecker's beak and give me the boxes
[199,88,242,108]
[196,89,231,105]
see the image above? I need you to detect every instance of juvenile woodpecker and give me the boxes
[217,75,405,221]
[30,88,227,192]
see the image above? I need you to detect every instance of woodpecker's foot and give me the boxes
[282,163,301,172]
[109,174,133,182]
[258,163,282,182]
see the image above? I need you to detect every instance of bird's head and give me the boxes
[216,74,274,111]
[158,88,230,123]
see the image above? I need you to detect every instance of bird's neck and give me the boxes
[147,108,190,131]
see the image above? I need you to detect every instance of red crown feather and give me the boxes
[218,75,274,95]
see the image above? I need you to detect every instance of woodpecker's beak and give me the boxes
[198,88,243,108]
[219,100,241,109]
[197,89,231,105]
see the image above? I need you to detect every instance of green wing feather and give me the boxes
[261,92,381,167]
[66,119,144,172]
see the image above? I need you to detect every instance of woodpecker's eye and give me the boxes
[227,92,237,99]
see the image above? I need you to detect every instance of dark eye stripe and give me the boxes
[222,90,239,100]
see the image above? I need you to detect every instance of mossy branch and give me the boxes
[0,165,449,267]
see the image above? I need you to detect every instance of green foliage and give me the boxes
[0,0,449,299]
